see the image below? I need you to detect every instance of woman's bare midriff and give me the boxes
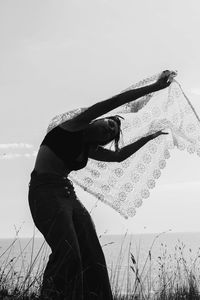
[34,145,70,176]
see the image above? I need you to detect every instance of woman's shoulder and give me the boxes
[58,119,89,132]
[47,107,90,133]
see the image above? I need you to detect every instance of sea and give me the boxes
[1,232,200,294]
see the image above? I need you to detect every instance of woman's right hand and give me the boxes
[155,70,177,90]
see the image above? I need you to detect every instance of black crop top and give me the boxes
[41,126,89,171]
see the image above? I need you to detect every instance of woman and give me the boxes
[28,70,173,300]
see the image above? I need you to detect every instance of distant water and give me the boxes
[1,232,200,293]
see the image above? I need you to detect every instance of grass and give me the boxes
[0,229,200,299]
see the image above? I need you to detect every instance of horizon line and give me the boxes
[1,230,200,239]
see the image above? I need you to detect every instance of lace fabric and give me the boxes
[47,74,200,219]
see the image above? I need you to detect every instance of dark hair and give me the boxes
[107,115,123,152]
[94,115,124,152]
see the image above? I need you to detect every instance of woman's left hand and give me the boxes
[150,130,169,140]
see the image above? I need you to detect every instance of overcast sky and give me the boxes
[1,0,200,238]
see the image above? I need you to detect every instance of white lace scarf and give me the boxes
[47,74,200,219]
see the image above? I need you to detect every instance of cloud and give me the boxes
[0,142,37,160]
[0,143,33,149]
[0,151,37,160]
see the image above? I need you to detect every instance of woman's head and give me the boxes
[86,115,123,151]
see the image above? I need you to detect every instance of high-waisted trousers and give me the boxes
[28,171,113,300]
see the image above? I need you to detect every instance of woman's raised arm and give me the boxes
[88,131,168,163]
[61,70,173,131]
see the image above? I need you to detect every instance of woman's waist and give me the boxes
[29,170,74,191]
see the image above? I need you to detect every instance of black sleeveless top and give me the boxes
[41,126,89,171]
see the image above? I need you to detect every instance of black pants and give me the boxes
[28,171,113,300]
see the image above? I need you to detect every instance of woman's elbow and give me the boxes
[116,152,123,163]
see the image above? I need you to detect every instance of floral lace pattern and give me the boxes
[47,74,200,219]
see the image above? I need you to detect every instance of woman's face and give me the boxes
[88,118,119,145]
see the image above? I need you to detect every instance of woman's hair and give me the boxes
[94,115,124,152]
[107,115,124,152]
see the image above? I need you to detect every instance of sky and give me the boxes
[1,0,200,238]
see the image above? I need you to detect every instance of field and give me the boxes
[0,231,200,299]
